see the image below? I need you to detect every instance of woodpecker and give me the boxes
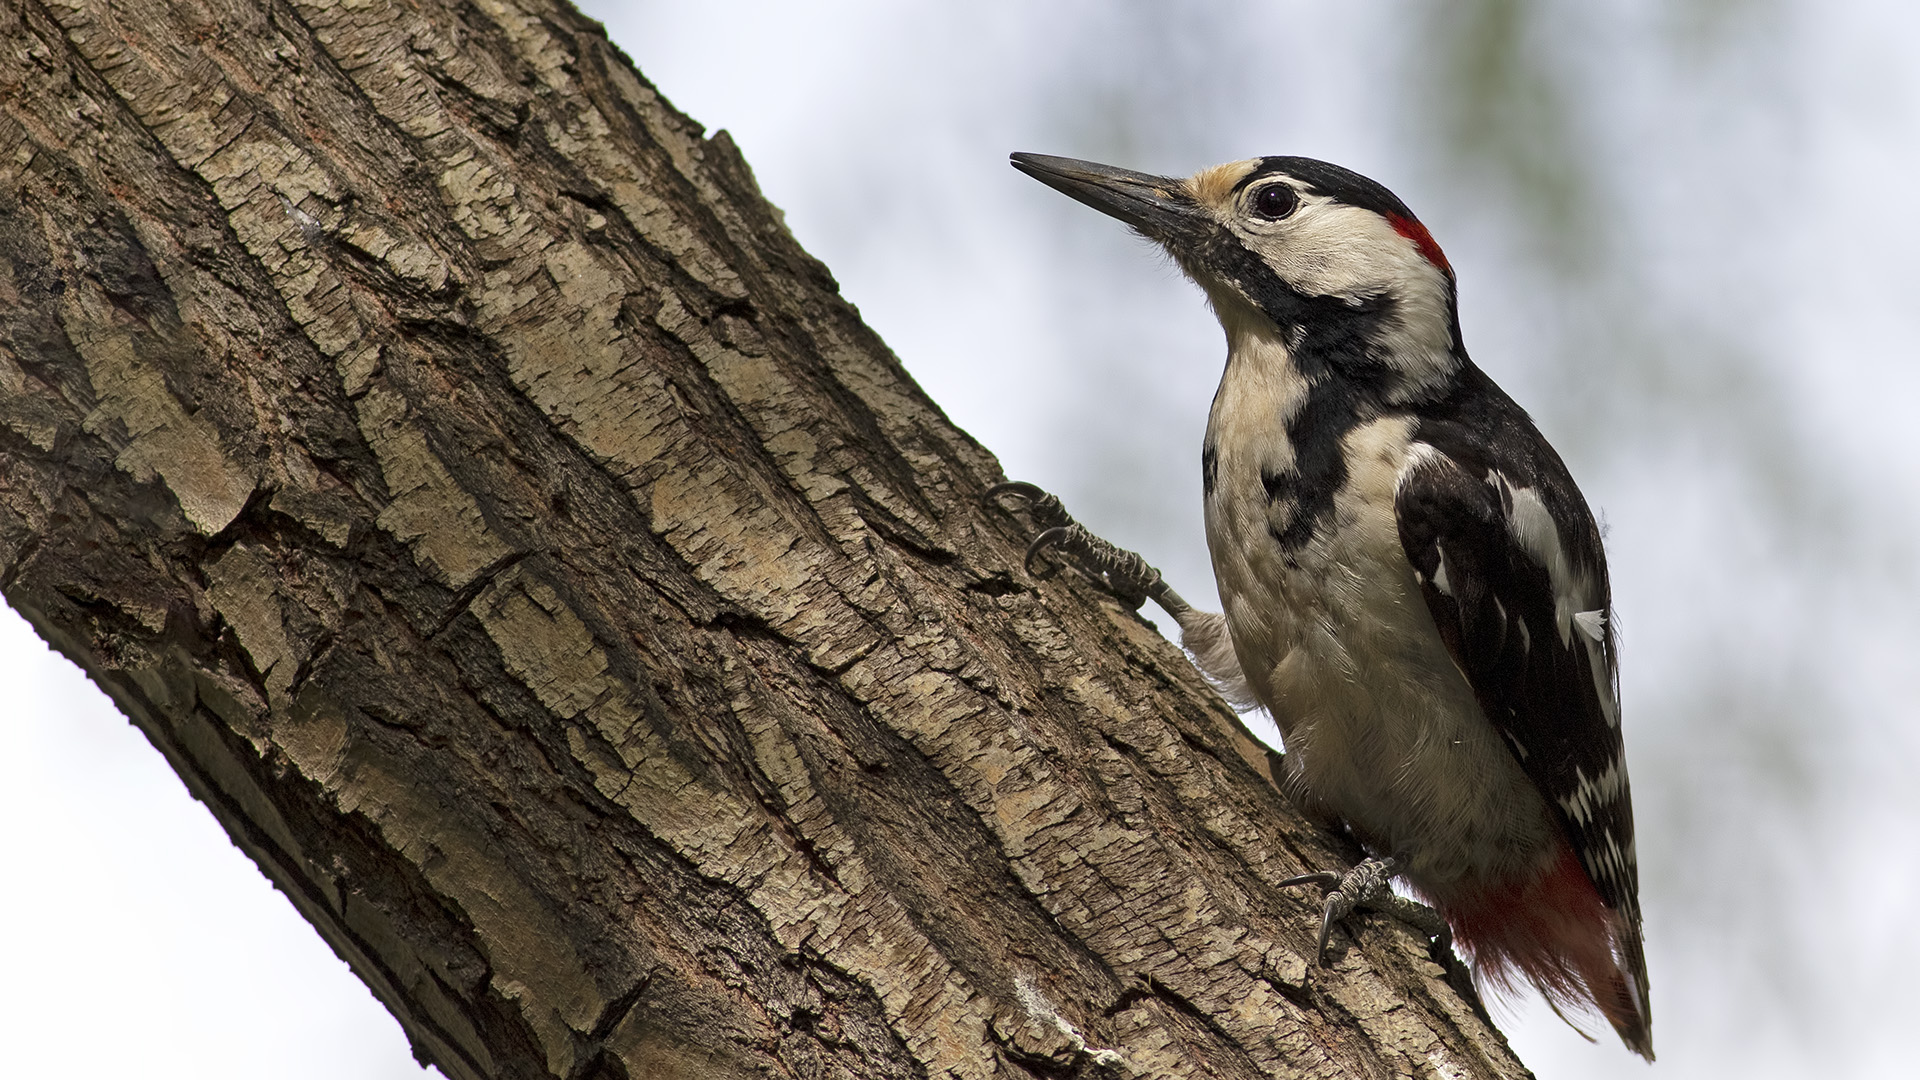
[995,152,1652,1059]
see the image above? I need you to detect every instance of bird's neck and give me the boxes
[1206,278,1461,410]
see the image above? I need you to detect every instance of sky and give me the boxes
[5,1,1919,1077]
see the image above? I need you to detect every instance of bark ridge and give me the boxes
[0,1,1533,1077]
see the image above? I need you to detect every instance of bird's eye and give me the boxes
[1250,184,1299,221]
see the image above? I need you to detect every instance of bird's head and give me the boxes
[1012,153,1462,394]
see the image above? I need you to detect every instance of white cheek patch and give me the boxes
[1232,198,1458,395]
[1243,200,1412,298]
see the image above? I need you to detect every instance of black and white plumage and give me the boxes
[1011,152,1651,1058]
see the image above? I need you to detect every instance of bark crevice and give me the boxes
[0,1,1533,1077]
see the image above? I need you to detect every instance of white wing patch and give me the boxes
[1493,471,1596,646]
[1401,440,1445,472]
[1559,756,1627,827]
[1493,472,1621,727]
[1588,637,1620,728]
[1579,830,1636,905]
[1431,548,1454,597]
[1399,443,1454,601]
[1572,609,1620,728]
[1572,610,1620,727]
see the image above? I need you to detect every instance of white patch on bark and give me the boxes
[1015,975,1126,1070]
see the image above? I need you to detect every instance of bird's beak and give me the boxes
[1010,153,1207,247]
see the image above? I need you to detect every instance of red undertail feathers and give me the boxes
[1436,843,1653,1060]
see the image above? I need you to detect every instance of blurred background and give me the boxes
[5,1,1917,1076]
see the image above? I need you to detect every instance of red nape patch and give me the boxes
[1387,213,1451,274]
[1434,844,1651,1057]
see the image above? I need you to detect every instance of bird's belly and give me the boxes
[1204,416,1558,890]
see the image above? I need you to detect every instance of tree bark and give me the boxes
[0,1,1532,1077]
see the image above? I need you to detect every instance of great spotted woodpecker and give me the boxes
[995,153,1652,1059]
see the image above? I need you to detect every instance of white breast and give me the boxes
[1202,337,1558,894]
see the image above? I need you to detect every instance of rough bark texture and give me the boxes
[0,2,1534,1077]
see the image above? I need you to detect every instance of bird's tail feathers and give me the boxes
[1440,845,1653,1061]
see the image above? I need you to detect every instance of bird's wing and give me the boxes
[1393,431,1639,919]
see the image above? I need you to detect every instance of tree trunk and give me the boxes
[0,1,1532,1077]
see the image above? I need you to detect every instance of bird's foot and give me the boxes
[1278,857,1452,965]
[984,481,1186,614]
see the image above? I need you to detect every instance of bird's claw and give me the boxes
[984,481,1169,611]
[985,481,1072,531]
[1023,525,1080,579]
[1279,857,1451,965]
